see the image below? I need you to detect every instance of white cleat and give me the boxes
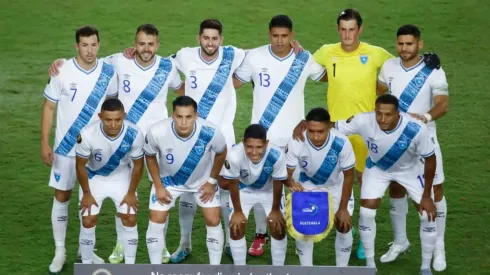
[49,248,66,273]
[77,249,105,264]
[380,241,411,263]
[432,249,446,271]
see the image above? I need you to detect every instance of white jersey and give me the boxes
[76,120,144,181]
[378,57,449,134]
[106,53,183,133]
[335,112,435,173]
[174,46,246,129]
[144,118,227,190]
[286,129,355,189]
[234,45,326,147]
[44,58,118,157]
[222,142,287,192]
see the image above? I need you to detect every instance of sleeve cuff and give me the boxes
[222,175,238,180]
[132,154,144,160]
[144,150,157,156]
[421,150,435,158]
[314,69,327,81]
[273,176,288,180]
[216,145,226,154]
[76,153,89,158]
[233,73,249,83]
[171,82,183,90]
[287,164,297,169]
[44,93,59,102]
[341,163,356,171]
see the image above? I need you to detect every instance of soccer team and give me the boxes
[41,8,449,275]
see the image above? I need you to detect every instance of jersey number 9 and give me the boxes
[166,153,174,164]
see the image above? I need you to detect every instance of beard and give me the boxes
[200,44,219,56]
[136,51,155,62]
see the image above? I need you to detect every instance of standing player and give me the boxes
[48,23,184,264]
[76,98,145,264]
[41,25,117,273]
[377,25,449,271]
[286,108,355,267]
[335,94,438,275]
[223,124,288,266]
[144,96,227,265]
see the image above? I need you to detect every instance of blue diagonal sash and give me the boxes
[365,121,421,171]
[398,65,433,112]
[197,47,235,119]
[299,137,345,185]
[87,125,138,179]
[160,125,215,187]
[126,58,173,124]
[239,148,281,190]
[55,62,115,156]
[258,51,309,131]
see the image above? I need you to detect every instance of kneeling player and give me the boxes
[144,96,227,265]
[285,108,355,266]
[336,94,438,275]
[76,98,144,264]
[222,124,288,265]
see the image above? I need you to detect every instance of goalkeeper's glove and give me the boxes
[423,52,441,70]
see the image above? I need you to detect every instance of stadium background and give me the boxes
[1,0,488,274]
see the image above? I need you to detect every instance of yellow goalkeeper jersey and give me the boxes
[313,42,393,122]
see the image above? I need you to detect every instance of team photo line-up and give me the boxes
[41,7,449,275]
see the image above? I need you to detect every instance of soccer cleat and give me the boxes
[380,241,411,263]
[49,248,66,273]
[108,242,124,264]
[170,247,192,263]
[357,239,366,260]
[248,233,268,256]
[77,249,105,264]
[432,249,446,271]
[224,245,232,257]
[420,268,433,275]
[162,247,171,264]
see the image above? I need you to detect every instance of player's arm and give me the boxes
[376,60,390,95]
[122,131,145,213]
[199,129,227,202]
[41,76,62,166]
[416,125,437,221]
[169,56,185,96]
[308,59,328,83]
[285,139,304,191]
[271,152,288,211]
[334,114,364,136]
[425,73,449,122]
[233,52,252,89]
[75,133,99,215]
[75,155,93,201]
[312,45,329,83]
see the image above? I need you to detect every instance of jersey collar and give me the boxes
[399,56,424,72]
[306,132,331,151]
[198,47,220,65]
[73,58,98,75]
[100,122,125,141]
[133,56,157,71]
[268,45,293,62]
[171,121,197,141]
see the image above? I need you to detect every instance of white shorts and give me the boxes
[433,141,445,185]
[361,165,428,203]
[49,154,77,191]
[79,177,135,216]
[149,184,221,211]
[228,189,286,220]
[302,183,354,216]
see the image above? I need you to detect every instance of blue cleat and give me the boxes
[170,247,191,263]
[357,239,366,260]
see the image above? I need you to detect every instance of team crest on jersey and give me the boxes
[360,55,368,65]
[54,172,61,182]
[264,167,273,174]
[195,145,205,155]
[398,139,408,149]
[240,169,249,178]
[414,76,425,88]
[224,160,231,170]
[327,155,338,164]
[77,134,82,144]
[121,143,131,152]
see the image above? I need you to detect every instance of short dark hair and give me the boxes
[269,15,293,31]
[375,94,399,109]
[337,8,362,28]
[101,98,124,112]
[305,108,331,123]
[172,96,197,112]
[199,19,222,35]
[396,24,421,39]
[75,25,99,43]
[136,23,159,37]
[243,124,267,142]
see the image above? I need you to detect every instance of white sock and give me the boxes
[220,189,231,246]
[163,216,169,249]
[51,198,69,249]
[79,225,96,264]
[253,204,267,234]
[420,211,437,269]
[178,194,197,248]
[359,207,377,267]
[229,237,247,265]
[122,225,138,264]
[146,221,166,264]
[295,240,314,266]
[335,229,353,267]
[435,196,447,251]
[206,224,224,265]
[115,215,124,243]
[271,236,287,266]
[390,196,408,245]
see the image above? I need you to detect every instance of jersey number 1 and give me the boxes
[333,63,336,77]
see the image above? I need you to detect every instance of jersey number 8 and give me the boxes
[123,80,131,93]
[366,141,379,153]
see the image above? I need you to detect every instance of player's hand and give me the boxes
[229,211,247,237]
[48,59,65,77]
[124,47,136,59]
[423,52,441,70]
[199,182,216,203]
[292,120,307,141]
[267,208,286,235]
[408,113,428,123]
[121,192,139,214]
[156,187,173,205]
[287,178,304,192]
[80,193,98,216]
[291,40,304,54]
[335,208,352,233]
[41,143,54,167]
[419,197,437,222]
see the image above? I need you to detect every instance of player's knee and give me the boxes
[360,199,380,210]
[121,214,137,227]
[335,221,351,234]
[433,184,444,202]
[54,189,72,203]
[230,225,246,240]
[82,215,97,228]
[218,177,229,191]
[360,205,378,219]
[204,215,221,227]
[149,210,168,224]
[269,227,286,240]
[389,181,406,198]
